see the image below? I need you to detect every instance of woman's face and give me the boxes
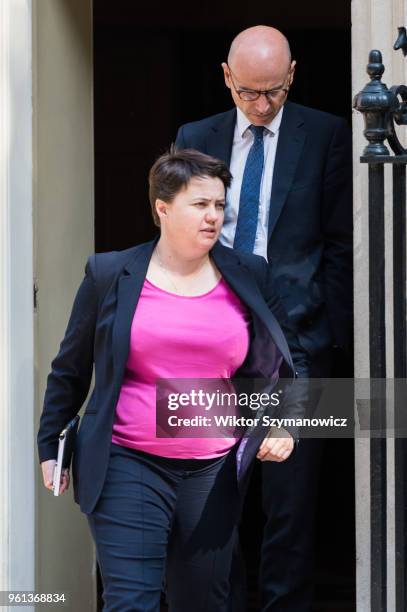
[156,176,226,255]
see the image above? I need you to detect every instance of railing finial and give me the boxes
[353,50,398,156]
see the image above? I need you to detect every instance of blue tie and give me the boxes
[233,125,265,253]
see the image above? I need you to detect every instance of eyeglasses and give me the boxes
[227,65,291,102]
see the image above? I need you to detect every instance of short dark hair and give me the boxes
[148,147,232,227]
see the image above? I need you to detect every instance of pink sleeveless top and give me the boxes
[111,277,250,458]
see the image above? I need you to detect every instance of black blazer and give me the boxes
[37,240,308,514]
[175,101,353,359]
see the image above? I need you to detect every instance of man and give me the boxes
[175,26,353,611]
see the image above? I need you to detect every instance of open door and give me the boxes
[92,2,355,610]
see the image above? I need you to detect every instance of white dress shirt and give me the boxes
[220,106,284,260]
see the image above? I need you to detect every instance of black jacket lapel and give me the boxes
[112,240,157,382]
[205,109,236,166]
[268,102,306,238]
[211,245,293,371]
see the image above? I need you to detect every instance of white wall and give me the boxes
[32,0,96,609]
[0,1,35,609]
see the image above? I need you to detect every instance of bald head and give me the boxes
[228,26,291,76]
[221,26,295,126]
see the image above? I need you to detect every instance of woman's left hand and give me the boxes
[256,428,294,462]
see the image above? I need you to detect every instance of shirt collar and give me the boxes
[236,105,284,138]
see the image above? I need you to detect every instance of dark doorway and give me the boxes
[93,2,355,610]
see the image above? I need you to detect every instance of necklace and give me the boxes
[154,247,211,296]
[155,248,184,295]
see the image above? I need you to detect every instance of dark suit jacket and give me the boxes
[175,102,353,360]
[37,240,308,514]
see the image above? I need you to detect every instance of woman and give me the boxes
[38,148,307,612]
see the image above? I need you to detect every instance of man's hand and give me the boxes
[256,427,294,462]
[41,459,70,494]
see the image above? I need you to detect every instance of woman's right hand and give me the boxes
[41,459,70,494]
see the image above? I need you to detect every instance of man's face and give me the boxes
[222,60,295,126]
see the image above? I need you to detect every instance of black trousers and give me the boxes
[230,349,334,612]
[87,442,241,612]
[259,349,335,612]
[260,439,324,611]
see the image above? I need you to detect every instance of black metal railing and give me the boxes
[354,34,407,612]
